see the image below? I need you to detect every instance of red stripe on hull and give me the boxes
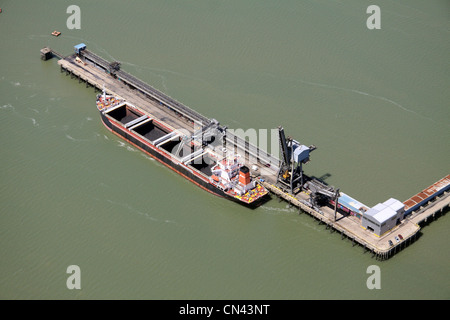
[107,116,210,184]
[100,116,227,200]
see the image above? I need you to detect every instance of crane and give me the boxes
[276,126,316,194]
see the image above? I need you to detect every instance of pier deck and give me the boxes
[408,189,450,225]
[46,46,448,260]
[404,174,450,217]
[261,180,448,259]
[58,58,194,134]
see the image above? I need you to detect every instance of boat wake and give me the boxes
[117,140,138,152]
[1,103,39,127]
[104,198,176,224]
[260,205,296,214]
[262,72,438,124]
[65,134,94,142]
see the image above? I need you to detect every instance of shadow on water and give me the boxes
[309,173,333,185]
[316,173,332,182]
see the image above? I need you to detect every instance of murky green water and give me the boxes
[1,0,449,299]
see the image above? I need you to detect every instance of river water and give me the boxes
[0,0,449,299]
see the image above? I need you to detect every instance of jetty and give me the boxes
[261,177,449,260]
[41,45,449,260]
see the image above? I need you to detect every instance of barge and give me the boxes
[96,91,269,207]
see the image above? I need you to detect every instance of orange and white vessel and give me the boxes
[210,155,268,205]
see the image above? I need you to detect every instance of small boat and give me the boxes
[51,31,61,37]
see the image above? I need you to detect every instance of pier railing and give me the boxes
[81,49,281,168]
[82,50,209,124]
[225,132,281,168]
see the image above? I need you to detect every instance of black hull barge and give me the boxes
[97,95,269,208]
